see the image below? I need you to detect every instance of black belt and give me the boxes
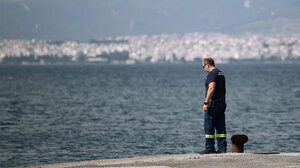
[211,98,225,102]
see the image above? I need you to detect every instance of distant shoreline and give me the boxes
[1,61,300,66]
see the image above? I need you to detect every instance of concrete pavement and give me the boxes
[20,153,300,168]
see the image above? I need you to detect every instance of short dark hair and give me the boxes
[203,57,215,66]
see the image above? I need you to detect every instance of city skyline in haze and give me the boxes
[1,0,300,41]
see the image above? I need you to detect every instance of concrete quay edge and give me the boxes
[19,153,300,168]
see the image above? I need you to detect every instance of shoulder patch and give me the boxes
[218,72,224,76]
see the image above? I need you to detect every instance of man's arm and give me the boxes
[203,82,216,112]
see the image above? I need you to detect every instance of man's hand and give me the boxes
[203,104,208,112]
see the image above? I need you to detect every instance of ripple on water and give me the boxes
[0,64,299,167]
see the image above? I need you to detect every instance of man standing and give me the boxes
[200,57,227,154]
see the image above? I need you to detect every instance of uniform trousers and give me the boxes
[204,101,227,152]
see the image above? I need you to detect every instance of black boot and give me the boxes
[216,150,226,154]
[199,149,216,154]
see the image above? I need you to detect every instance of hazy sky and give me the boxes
[0,0,300,41]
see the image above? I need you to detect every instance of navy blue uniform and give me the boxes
[204,68,227,152]
[205,69,226,99]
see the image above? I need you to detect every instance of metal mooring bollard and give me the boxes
[231,134,248,153]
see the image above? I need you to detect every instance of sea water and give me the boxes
[0,64,299,167]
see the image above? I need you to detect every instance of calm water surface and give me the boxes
[0,64,299,167]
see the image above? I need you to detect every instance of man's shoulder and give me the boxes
[210,68,220,75]
[214,68,225,75]
[207,69,218,80]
